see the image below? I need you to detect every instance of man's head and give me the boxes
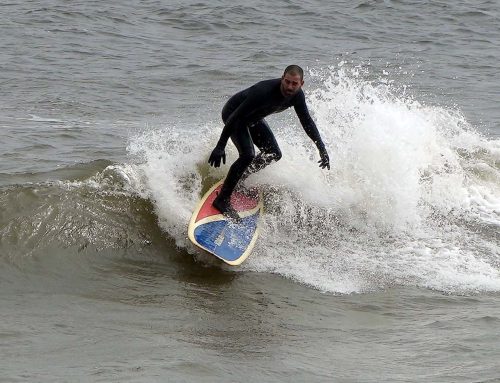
[280,65,304,97]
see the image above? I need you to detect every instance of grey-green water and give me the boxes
[1,1,499,381]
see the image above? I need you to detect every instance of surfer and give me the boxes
[208,65,330,217]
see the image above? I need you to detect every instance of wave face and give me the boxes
[1,67,498,295]
[119,66,499,294]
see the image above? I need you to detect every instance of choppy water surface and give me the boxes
[1,1,499,382]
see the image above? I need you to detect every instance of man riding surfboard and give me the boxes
[208,65,330,218]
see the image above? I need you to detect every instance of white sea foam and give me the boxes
[124,66,500,294]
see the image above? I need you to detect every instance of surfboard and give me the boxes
[188,179,263,265]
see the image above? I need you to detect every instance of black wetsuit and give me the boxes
[214,78,327,202]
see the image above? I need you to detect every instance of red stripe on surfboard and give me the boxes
[195,185,260,223]
[196,185,223,222]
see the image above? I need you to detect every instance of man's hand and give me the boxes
[318,148,330,170]
[208,145,226,168]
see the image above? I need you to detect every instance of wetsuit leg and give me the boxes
[220,126,255,197]
[244,119,282,177]
[212,126,254,219]
[216,104,256,203]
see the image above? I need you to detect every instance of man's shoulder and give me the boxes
[251,78,281,91]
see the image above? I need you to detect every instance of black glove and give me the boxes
[208,145,226,168]
[318,148,330,170]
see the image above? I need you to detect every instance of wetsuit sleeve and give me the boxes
[215,87,264,148]
[294,91,325,150]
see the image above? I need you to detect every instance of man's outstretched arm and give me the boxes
[294,93,330,170]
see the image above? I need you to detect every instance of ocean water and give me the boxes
[1,1,499,382]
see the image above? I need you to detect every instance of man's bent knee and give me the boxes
[264,148,281,163]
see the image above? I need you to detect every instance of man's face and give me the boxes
[280,72,304,97]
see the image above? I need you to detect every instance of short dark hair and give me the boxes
[283,65,304,80]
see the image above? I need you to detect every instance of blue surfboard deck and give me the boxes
[188,179,263,265]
